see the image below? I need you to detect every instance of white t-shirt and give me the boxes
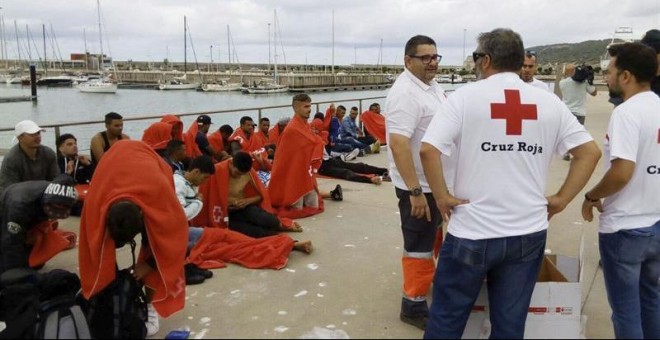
[559,78,596,116]
[599,91,660,233]
[422,72,593,240]
[173,172,202,221]
[529,78,550,92]
[385,68,447,192]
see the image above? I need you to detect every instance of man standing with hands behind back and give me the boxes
[385,34,447,330]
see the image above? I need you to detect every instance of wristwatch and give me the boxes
[410,186,423,197]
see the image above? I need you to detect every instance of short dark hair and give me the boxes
[260,117,270,123]
[240,116,254,125]
[292,93,311,105]
[337,105,346,111]
[369,103,380,110]
[314,112,324,120]
[104,112,123,124]
[232,151,253,173]
[57,133,76,148]
[219,124,234,135]
[608,42,658,84]
[405,35,436,57]
[188,155,215,175]
[107,200,144,248]
[477,28,524,72]
[166,139,185,156]
[350,106,358,112]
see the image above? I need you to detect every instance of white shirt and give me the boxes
[528,78,550,92]
[559,78,596,116]
[422,72,593,240]
[173,171,202,221]
[599,91,660,233]
[385,68,447,192]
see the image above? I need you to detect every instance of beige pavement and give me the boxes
[51,91,617,339]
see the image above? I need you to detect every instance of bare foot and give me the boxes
[370,176,382,185]
[293,240,313,254]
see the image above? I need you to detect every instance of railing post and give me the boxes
[53,126,61,150]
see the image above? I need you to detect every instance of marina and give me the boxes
[39,90,617,338]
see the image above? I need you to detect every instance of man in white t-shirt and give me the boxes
[581,43,660,339]
[520,50,550,92]
[419,28,601,339]
[384,34,447,330]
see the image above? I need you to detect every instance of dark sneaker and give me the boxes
[185,264,207,285]
[400,313,428,330]
[381,172,392,182]
[357,150,365,157]
[330,184,343,201]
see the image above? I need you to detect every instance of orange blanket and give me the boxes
[229,128,263,153]
[268,115,324,219]
[207,131,225,155]
[183,120,203,158]
[255,131,269,147]
[360,110,387,144]
[187,228,293,270]
[268,125,285,147]
[141,122,173,151]
[27,220,74,268]
[161,115,184,141]
[323,106,334,132]
[78,140,188,318]
[191,159,294,229]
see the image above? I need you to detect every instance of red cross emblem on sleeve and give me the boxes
[490,89,538,135]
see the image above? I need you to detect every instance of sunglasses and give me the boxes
[472,52,487,62]
[408,54,442,64]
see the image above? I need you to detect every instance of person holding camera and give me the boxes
[557,63,597,160]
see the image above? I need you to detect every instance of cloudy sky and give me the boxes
[0,0,657,67]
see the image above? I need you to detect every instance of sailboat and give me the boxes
[159,16,200,90]
[244,10,288,94]
[78,0,118,93]
[201,25,242,92]
[599,27,636,70]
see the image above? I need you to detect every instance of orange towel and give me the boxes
[78,140,188,318]
[360,110,387,144]
[160,115,184,141]
[183,120,203,158]
[207,130,225,155]
[141,122,173,151]
[229,128,263,153]
[268,115,325,219]
[27,220,72,268]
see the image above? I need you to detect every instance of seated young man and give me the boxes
[56,133,94,215]
[78,140,189,337]
[163,139,187,173]
[207,124,233,162]
[360,103,387,145]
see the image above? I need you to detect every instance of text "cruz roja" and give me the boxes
[481,142,544,155]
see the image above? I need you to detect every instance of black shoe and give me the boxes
[400,313,428,330]
[185,264,207,285]
[186,263,213,278]
[330,184,343,201]
[199,269,213,279]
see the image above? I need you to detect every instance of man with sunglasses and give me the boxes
[520,50,550,91]
[420,28,600,338]
[384,35,449,330]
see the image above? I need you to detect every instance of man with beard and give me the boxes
[520,50,550,91]
[90,112,130,164]
[582,42,660,339]
[384,34,447,330]
[420,28,600,338]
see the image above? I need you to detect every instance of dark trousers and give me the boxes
[0,221,30,275]
[318,157,387,183]
[228,204,281,238]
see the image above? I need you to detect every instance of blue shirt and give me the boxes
[341,116,359,139]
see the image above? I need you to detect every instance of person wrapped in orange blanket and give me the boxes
[78,140,188,323]
[268,116,290,147]
[207,124,233,162]
[360,103,387,145]
[268,94,326,219]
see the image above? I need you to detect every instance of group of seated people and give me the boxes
[0,95,389,336]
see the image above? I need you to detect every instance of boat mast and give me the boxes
[184,16,187,74]
[43,24,47,74]
[97,0,103,72]
[227,25,230,72]
[273,9,278,84]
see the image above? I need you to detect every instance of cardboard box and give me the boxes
[462,238,584,339]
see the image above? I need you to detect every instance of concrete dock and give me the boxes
[50,91,618,339]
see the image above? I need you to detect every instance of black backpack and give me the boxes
[78,240,148,339]
[34,270,91,339]
[0,268,91,339]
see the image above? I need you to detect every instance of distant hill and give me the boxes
[528,39,614,70]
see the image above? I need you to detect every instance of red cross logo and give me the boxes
[490,89,538,135]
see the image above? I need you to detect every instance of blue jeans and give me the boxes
[599,220,660,339]
[424,230,547,339]
[339,136,367,150]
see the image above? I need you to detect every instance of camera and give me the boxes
[572,64,594,85]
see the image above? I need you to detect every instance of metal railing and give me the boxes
[0,95,387,153]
